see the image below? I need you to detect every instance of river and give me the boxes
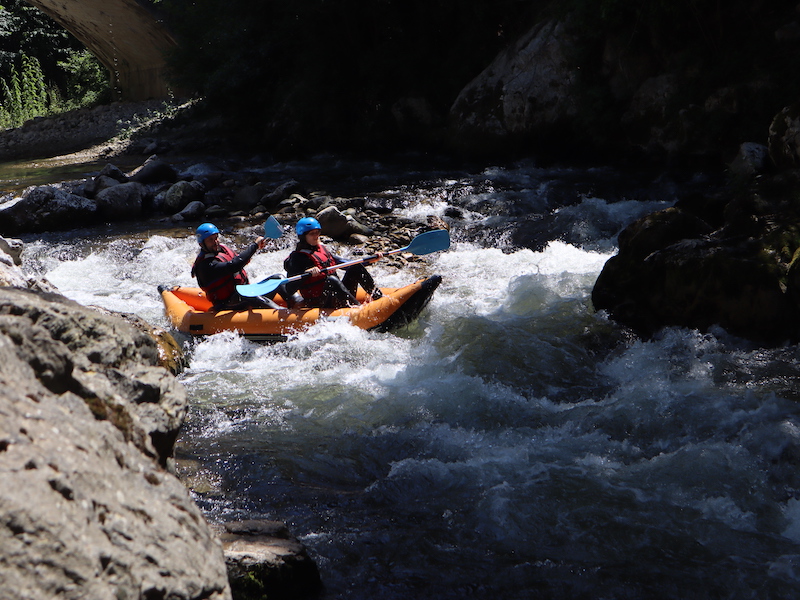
[12,154,800,599]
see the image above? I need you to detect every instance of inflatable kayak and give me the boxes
[158,275,442,342]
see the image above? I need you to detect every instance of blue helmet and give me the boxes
[195,222,219,245]
[296,217,321,236]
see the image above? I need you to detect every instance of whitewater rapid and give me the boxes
[19,160,800,599]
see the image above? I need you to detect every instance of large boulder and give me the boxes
[0,286,231,599]
[449,19,578,155]
[768,105,800,170]
[0,185,98,235]
[95,182,146,220]
[592,180,800,344]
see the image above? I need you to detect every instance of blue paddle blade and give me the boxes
[237,277,284,298]
[264,215,283,239]
[404,229,450,255]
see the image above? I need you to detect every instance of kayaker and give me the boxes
[191,222,281,311]
[283,217,384,308]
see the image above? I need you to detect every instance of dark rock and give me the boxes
[98,162,129,183]
[233,184,270,211]
[162,180,206,213]
[129,156,179,184]
[592,198,800,344]
[263,180,306,210]
[173,200,207,221]
[220,520,321,600]
[96,181,145,220]
[769,105,800,170]
[0,185,98,235]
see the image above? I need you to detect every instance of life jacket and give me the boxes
[191,244,249,304]
[293,243,336,299]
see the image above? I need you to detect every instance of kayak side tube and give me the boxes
[158,275,442,338]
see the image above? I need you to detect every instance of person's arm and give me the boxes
[202,243,259,280]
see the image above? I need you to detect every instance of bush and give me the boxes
[58,49,111,110]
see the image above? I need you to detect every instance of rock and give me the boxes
[768,105,800,170]
[163,180,206,213]
[0,251,27,287]
[0,287,231,599]
[449,19,578,155]
[315,205,351,237]
[729,142,770,180]
[220,520,321,600]
[316,205,373,239]
[85,174,122,197]
[233,184,269,211]
[0,236,23,265]
[592,194,800,344]
[0,185,98,235]
[91,307,188,376]
[129,156,179,184]
[173,200,207,221]
[262,180,305,210]
[98,162,129,183]
[96,182,145,220]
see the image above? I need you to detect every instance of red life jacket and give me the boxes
[192,244,249,304]
[295,243,336,299]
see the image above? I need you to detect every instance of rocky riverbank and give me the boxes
[0,238,322,599]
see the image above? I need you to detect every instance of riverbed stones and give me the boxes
[0,286,232,599]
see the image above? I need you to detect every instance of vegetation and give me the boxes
[0,0,110,129]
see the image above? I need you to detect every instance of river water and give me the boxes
[13,155,800,599]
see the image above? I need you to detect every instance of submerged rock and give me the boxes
[220,520,321,600]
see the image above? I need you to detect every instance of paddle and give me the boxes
[236,228,451,297]
[263,215,283,239]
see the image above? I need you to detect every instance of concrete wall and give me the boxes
[25,0,177,101]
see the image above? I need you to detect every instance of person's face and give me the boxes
[203,233,220,252]
[304,229,321,245]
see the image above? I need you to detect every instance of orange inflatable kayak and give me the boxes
[158,275,442,342]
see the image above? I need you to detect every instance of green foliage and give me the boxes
[58,49,110,110]
[0,0,79,85]
[0,2,110,129]
[0,53,55,128]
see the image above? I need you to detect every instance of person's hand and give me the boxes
[306,266,322,276]
[255,236,266,250]
[369,252,384,264]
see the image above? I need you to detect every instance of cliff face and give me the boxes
[0,286,232,600]
[446,9,800,165]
